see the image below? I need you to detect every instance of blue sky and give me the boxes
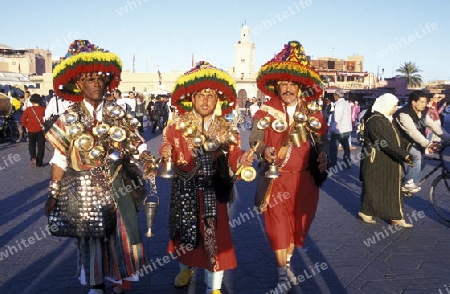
[3,0,450,81]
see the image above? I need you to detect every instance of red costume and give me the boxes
[251,41,327,251]
[161,112,241,271]
[159,61,244,281]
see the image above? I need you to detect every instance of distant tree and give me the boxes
[396,62,423,88]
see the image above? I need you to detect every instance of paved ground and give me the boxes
[0,121,449,294]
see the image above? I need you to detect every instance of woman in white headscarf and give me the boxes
[358,93,414,227]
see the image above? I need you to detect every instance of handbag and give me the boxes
[43,114,59,133]
[48,168,117,238]
[43,98,60,133]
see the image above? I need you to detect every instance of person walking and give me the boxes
[329,90,353,168]
[358,93,414,227]
[21,93,45,167]
[250,40,328,292]
[43,39,157,294]
[159,61,255,294]
[135,93,146,133]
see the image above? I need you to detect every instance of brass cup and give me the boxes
[74,133,94,152]
[293,111,308,123]
[61,112,79,125]
[109,126,127,142]
[67,122,84,139]
[289,131,301,147]
[272,119,287,133]
[295,123,308,143]
[92,124,110,137]
[203,137,220,152]
[192,134,206,148]
[240,166,256,182]
[89,146,106,160]
[308,117,322,131]
[257,117,271,130]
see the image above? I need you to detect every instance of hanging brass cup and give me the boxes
[203,137,220,152]
[61,112,79,125]
[257,117,271,130]
[308,117,322,131]
[272,119,287,133]
[74,133,94,152]
[88,145,106,160]
[92,124,110,137]
[67,122,84,139]
[109,126,127,142]
[192,134,206,148]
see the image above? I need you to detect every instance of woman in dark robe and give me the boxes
[358,93,414,227]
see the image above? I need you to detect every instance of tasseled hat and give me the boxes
[52,40,122,102]
[171,61,237,115]
[256,41,323,101]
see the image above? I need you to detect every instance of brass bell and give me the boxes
[108,150,121,162]
[293,111,308,123]
[307,101,322,112]
[67,122,84,139]
[158,157,175,179]
[92,124,110,137]
[308,117,322,131]
[88,146,105,160]
[203,137,219,152]
[257,117,271,130]
[227,133,238,145]
[61,112,78,125]
[74,133,94,151]
[272,119,287,133]
[129,117,141,129]
[109,126,127,142]
[192,134,206,148]
[265,163,279,179]
[265,147,279,178]
[240,166,256,182]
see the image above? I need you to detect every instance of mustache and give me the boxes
[282,91,296,96]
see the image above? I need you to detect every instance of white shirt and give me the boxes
[123,97,136,111]
[330,98,352,134]
[44,97,73,120]
[249,103,259,117]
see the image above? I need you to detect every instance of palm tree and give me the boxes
[396,62,423,88]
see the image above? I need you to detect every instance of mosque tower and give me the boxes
[232,24,256,81]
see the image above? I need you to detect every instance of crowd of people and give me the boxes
[13,38,445,294]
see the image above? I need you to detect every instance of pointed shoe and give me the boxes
[174,268,195,288]
[358,212,376,224]
[391,219,413,228]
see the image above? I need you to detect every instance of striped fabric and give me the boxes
[77,210,147,285]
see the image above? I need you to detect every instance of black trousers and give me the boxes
[136,115,144,133]
[28,131,45,166]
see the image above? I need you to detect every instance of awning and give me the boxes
[337,72,368,77]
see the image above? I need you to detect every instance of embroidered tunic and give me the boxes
[160,112,241,272]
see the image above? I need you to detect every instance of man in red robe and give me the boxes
[250,41,328,291]
[159,61,255,294]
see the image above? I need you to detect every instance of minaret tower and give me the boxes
[233,24,256,80]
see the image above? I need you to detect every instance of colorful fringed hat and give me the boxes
[171,61,237,115]
[256,41,324,101]
[53,40,122,102]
